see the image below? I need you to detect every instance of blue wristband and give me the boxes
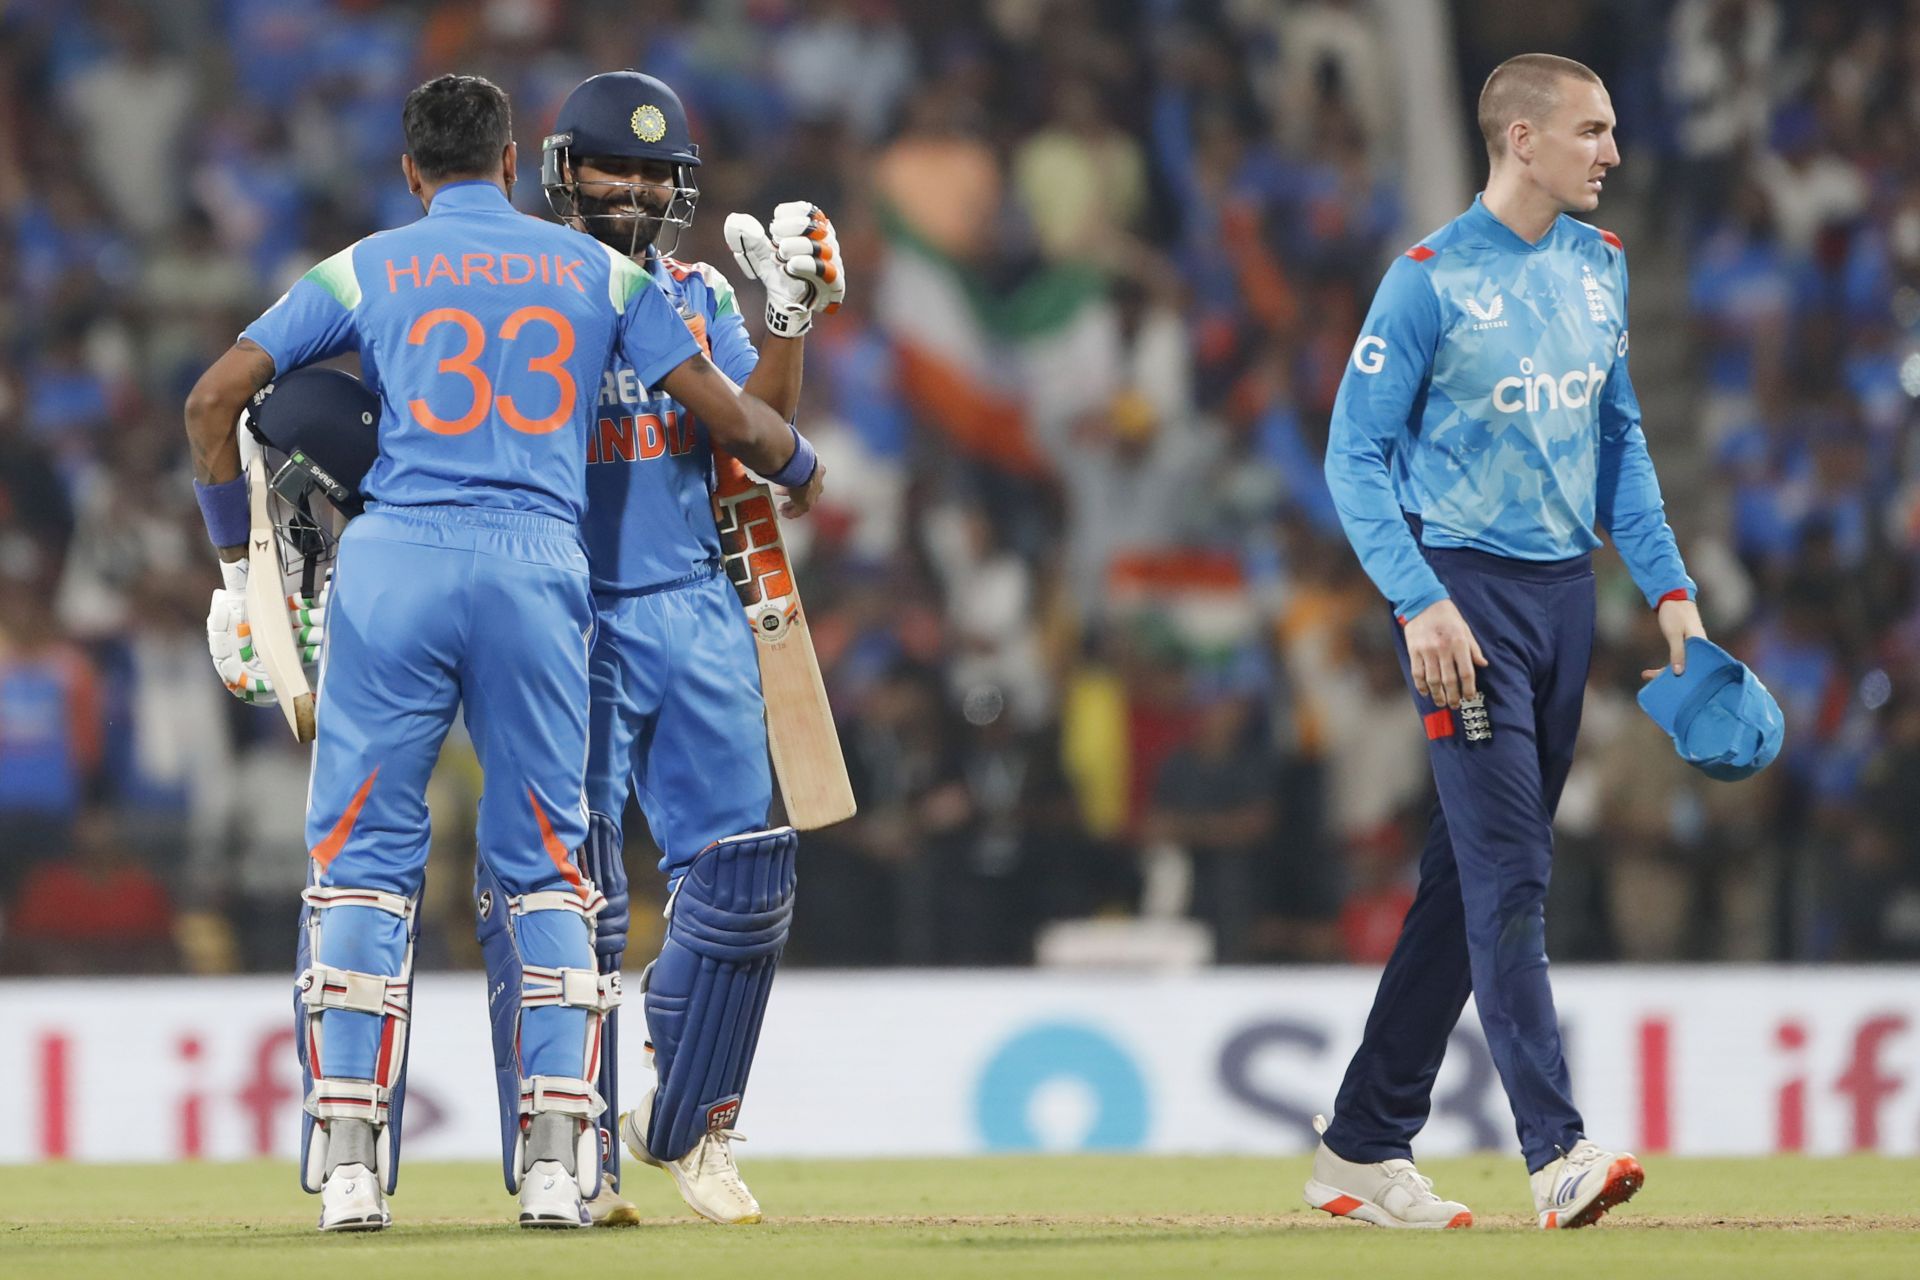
[194,474,251,548]
[765,425,818,489]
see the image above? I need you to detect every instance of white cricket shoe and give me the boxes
[518,1159,589,1229]
[586,1184,641,1227]
[318,1162,390,1232]
[1302,1115,1472,1229]
[1531,1139,1644,1229]
[620,1093,763,1225]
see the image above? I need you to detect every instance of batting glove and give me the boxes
[724,202,846,338]
[206,560,326,705]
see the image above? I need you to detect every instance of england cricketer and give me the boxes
[185,73,820,1231]
[538,70,843,1227]
[1310,53,1703,1230]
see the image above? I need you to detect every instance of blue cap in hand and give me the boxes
[1636,636,1784,782]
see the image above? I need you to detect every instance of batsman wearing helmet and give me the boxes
[539,70,845,1227]
[186,73,819,1232]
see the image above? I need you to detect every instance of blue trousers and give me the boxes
[1325,543,1592,1172]
[304,504,598,1084]
[584,568,772,874]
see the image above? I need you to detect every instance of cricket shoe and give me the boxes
[318,1162,390,1232]
[1302,1115,1472,1228]
[620,1084,762,1225]
[1531,1139,1644,1229]
[586,1184,642,1227]
[518,1159,590,1229]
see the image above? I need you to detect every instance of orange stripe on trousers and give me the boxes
[528,788,589,898]
[310,768,380,872]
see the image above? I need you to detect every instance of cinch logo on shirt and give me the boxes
[1491,358,1608,413]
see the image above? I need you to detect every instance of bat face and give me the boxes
[684,303,852,828]
[713,471,798,643]
[711,450,855,830]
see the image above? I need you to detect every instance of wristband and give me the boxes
[194,474,251,548]
[764,425,818,488]
[765,300,813,339]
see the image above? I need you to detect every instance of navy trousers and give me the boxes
[1324,542,1592,1172]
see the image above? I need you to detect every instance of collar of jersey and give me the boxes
[1465,193,1558,254]
[427,180,516,215]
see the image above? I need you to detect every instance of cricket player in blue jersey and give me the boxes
[535,71,844,1227]
[1307,54,1704,1230]
[184,74,821,1232]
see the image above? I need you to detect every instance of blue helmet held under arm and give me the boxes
[242,367,379,583]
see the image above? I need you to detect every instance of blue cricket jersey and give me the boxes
[1324,195,1694,621]
[582,253,759,594]
[242,181,700,525]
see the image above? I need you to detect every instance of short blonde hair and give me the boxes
[1478,53,1602,163]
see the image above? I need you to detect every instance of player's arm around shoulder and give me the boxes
[660,354,826,516]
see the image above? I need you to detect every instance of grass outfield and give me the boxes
[5,1156,1920,1278]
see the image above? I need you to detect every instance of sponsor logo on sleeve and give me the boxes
[1351,335,1387,374]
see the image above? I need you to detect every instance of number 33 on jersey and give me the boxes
[241,181,700,525]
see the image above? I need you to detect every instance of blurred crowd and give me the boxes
[3,0,1919,975]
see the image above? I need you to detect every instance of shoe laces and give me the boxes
[690,1129,747,1178]
[1560,1139,1607,1172]
[1381,1163,1443,1204]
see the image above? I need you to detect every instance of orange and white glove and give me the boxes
[724,202,845,338]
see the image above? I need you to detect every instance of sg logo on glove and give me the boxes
[724,202,846,339]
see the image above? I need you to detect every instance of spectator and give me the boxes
[1,0,1916,971]
[0,571,102,903]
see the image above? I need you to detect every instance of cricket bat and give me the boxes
[246,454,316,743]
[712,448,856,829]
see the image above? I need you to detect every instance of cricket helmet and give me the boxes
[241,367,379,586]
[542,70,701,256]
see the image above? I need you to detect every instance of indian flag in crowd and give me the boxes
[874,203,1114,477]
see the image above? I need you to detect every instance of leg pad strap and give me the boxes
[520,1074,605,1119]
[522,965,621,1011]
[299,964,410,1018]
[477,860,614,1197]
[296,883,419,1195]
[308,1077,392,1125]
